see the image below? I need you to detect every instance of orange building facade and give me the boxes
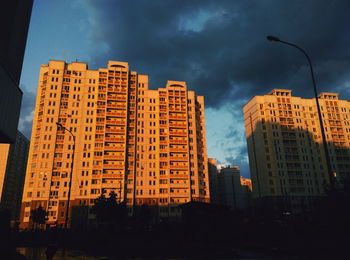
[20,60,209,227]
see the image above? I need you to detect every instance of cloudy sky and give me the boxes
[19,0,350,177]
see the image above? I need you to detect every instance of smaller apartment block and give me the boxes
[243,89,350,212]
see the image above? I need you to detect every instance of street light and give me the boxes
[56,122,76,229]
[266,35,335,190]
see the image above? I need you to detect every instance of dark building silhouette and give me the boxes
[0,0,33,143]
[208,158,219,204]
[208,160,251,210]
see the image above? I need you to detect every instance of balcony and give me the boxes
[106,120,125,125]
[102,172,124,179]
[169,192,189,197]
[169,139,187,144]
[169,115,186,120]
[106,111,126,117]
[105,137,125,142]
[169,183,188,188]
[104,146,125,152]
[103,155,125,160]
[332,137,345,142]
[169,173,189,179]
[170,165,188,170]
[103,164,124,169]
[101,183,120,188]
[107,103,127,110]
[107,97,127,103]
[96,130,105,134]
[169,131,187,136]
[108,87,126,93]
[169,108,186,112]
[105,128,125,134]
[170,157,188,161]
[169,123,187,128]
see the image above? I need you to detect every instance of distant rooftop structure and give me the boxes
[222,166,240,171]
[318,93,339,100]
[268,89,292,96]
[268,89,341,100]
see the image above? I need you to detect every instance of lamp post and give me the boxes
[56,122,76,229]
[266,35,335,190]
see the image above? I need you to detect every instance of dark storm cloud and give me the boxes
[225,145,250,178]
[18,86,36,138]
[85,0,350,106]
[225,145,247,166]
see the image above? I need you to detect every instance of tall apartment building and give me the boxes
[0,131,29,221]
[243,89,350,213]
[21,60,209,227]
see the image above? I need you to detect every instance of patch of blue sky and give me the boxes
[20,0,92,93]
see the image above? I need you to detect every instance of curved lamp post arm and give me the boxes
[56,122,75,140]
[266,36,335,190]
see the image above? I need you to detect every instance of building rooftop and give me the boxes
[268,89,292,96]
[318,92,339,100]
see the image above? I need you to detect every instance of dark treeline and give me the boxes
[1,184,349,259]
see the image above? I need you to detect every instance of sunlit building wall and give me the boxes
[243,89,350,212]
[20,60,209,227]
[240,176,252,192]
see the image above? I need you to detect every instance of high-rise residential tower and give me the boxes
[243,89,350,213]
[20,60,209,227]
